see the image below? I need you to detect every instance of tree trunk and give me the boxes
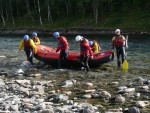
[93,0,99,24]
[5,6,9,21]
[94,8,98,24]
[65,0,70,15]
[37,0,42,27]
[9,0,15,27]
[0,1,6,27]
[47,0,52,22]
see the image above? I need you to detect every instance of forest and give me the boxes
[0,0,150,31]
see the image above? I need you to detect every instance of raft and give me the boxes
[34,45,114,68]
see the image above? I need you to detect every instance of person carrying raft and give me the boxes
[31,32,40,45]
[53,32,69,69]
[19,35,37,65]
[75,35,93,71]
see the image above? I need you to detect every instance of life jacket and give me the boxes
[80,38,88,51]
[92,40,100,51]
[32,37,38,43]
[113,35,124,47]
[24,39,32,49]
[59,36,68,49]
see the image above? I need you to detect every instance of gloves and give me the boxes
[91,55,93,59]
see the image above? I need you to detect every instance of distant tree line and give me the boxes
[0,0,149,28]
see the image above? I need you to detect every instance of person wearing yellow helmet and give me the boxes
[111,29,128,68]
[19,35,37,65]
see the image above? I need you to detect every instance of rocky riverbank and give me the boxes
[0,28,150,36]
[0,61,149,113]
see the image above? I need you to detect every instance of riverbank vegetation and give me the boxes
[0,0,150,31]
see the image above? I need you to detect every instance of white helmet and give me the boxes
[115,29,120,35]
[75,35,83,42]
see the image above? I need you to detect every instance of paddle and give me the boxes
[122,35,128,70]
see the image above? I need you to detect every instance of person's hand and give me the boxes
[34,50,37,54]
[91,55,93,59]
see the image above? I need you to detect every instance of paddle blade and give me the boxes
[122,60,128,70]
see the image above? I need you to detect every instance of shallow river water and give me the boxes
[0,34,150,74]
[0,34,150,112]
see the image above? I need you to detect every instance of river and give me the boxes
[0,34,150,74]
[0,34,150,112]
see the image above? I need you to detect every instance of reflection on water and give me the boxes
[0,34,150,74]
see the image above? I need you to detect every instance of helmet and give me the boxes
[32,32,37,37]
[75,35,83,42]
[23,35,29,41]
[115,29,120,35]
[53,32,59,38]
[89,41,93,46]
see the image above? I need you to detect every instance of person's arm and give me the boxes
[122,36,128,48]
[125,35,128,48]
[18,39,24,52]
[30,39,37,53]
[111,37,115,49]
[35,37,40,44]
[56,45,60,52]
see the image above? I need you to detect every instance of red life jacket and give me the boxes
[80,38,88,51]
[113,35,124,47]
[58,36,69,50]
[80,38,93,55]
[24,39,32,49]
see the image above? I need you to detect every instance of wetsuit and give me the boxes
[56,36,69,68]
[79,38,93,71]
[112,35,126,67]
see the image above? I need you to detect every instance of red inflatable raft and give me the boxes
[34,45,114,67]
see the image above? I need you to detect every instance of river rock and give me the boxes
[40,109,54,113]
[118,88,135,94]
[61,79,76,87]
[134,93,140,98]
[128,106,140,113]
[105,108,123,113]
[82,94,92,99]
[99,91,111,98]
[86,82,94,89]
[82,104,95,113]
[0,78,5,86]
[111,81,119,86]
[135,101,150,108]
[115,95,125,103]
[118,86,127,90]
